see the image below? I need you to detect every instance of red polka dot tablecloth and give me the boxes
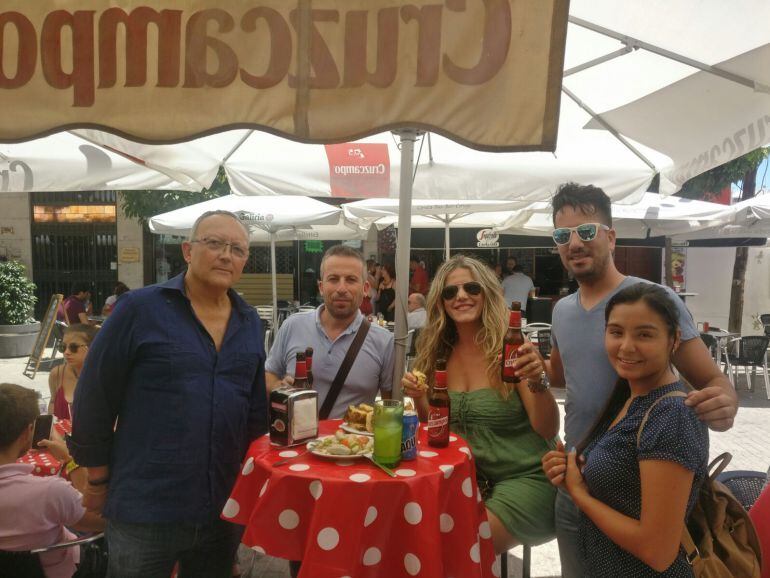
[16,418,72,477]
[224,420,498,578]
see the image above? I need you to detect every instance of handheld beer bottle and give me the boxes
[511,301,521,312]
[294,352,309,389]
[428,358,450,448]
[501,310,524,384]
[305,347,314,387]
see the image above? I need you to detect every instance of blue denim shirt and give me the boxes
[69,273,268,524]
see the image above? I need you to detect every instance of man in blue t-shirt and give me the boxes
[542,183,738,578]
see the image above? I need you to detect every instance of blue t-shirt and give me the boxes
[266,306,394,418]
[580,381,709,577]
[551,277,698,448]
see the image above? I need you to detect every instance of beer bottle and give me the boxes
[511,301,521,312]
[428,358,450,448]
[501,310,524,384]
[305,347,314,387]
[294,352,309,389]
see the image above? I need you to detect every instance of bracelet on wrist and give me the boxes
[64,459,80,476]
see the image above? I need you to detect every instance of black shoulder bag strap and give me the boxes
[319,319,371,420]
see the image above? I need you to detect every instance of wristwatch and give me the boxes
[527,370,550,393]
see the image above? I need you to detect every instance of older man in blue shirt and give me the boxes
[69,210,267,578]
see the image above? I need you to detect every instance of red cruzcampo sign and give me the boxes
[325,143,390,198]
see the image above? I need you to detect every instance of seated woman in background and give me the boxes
[101,281,129,316]
[542,283,708,576]
[48,324,99,421]
[402,254,559,553]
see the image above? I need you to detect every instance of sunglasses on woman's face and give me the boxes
[441,281,483,301]
[58,343,88,354]
[552,223,610,246]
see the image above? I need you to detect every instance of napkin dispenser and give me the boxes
[269,387,318,446]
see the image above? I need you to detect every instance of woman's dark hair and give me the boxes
[576,283,680,454]
[114,282,130,296]
[382,263,396,280]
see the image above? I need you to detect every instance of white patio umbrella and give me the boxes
[149,195,369,327]
[343,198,536,260]
[673,192,770,240]
[0,131,198,192]
[498,193,729,239]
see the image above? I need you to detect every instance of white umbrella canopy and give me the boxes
[497,193,729,239]
[0,131,197,192]
[673,192,770,240]
[149,195,369,326]
[343,198,536,259]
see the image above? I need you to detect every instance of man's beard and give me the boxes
[325,298,359,319]
[570,251,609,283]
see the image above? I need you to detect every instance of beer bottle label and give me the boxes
[427,406,449,440]
[502,343,519,377]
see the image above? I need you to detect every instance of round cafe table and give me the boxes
[224,420,498,578]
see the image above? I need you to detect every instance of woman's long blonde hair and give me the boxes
[413,255,509,395]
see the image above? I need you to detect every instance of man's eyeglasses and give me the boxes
[552,223,610,246]
[191,237,249,259]
[58,343,88,354]
[441,281,483,301]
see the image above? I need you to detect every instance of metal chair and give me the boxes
[525,323,551,360]
[533,329,552,360]
[716,470,767,511]
[725,336,770,398]
[700,332,732,380]
[499,545,531,578]
[1,533,105,578]
[759,314,770,337]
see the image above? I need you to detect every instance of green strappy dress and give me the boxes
[450,388,557,546]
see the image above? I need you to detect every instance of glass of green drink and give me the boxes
[373,399,403,468]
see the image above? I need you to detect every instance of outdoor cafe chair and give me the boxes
[759,314,770,337]
[524,323,552,360]
[725,336,770,399]
[1,532,106,578]
[700,332,733,381]
[715,470,767,511]
[500,545,532,578]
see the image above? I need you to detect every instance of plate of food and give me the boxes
[341,403,374,435]
[307,431,373,459]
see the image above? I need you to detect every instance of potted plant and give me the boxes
[0,260,40,358]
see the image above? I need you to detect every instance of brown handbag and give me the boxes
[638,392,762,577]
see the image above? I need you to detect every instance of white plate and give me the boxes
[340,422,373,436]
[307,435,372,459]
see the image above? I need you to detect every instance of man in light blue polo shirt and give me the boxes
[266,245,394,418]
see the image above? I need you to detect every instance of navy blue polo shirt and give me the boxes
[69,272,268,524]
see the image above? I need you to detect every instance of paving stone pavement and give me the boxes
[2,353,768,577]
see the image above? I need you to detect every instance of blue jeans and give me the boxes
[106,518,241,578]
[555,489,585,578]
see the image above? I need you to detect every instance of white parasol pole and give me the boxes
[270,232,278,330]
[444,216,451,261]
[392,129,421,398]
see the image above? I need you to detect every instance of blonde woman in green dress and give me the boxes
[402,254,559,554]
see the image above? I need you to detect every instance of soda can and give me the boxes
[401,411,419,460]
